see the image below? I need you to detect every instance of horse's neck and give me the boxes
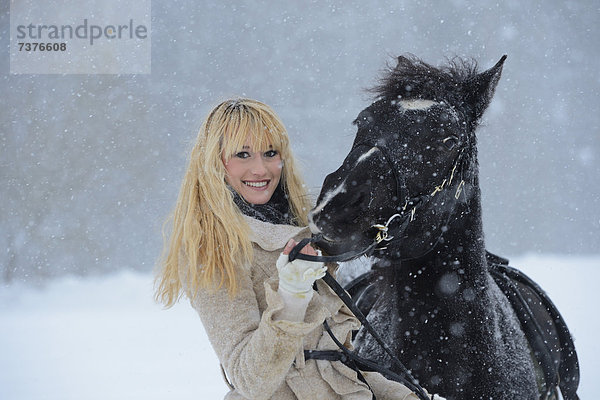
[399,192,488,283]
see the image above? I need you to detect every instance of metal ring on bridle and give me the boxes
[372,213,405,243]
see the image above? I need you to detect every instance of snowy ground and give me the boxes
[1,255,598,400]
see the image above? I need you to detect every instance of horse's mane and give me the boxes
[371,54,480,104]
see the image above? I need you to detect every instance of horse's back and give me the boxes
[345,253,580,400]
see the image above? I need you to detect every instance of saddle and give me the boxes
[344,252,580,400]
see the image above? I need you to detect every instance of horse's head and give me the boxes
[309,55,506,259]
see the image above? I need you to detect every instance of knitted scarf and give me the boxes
[230,184,294,226]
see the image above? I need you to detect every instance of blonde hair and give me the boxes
[155,98,312,307]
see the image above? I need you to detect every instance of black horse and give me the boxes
[308,55,579,400]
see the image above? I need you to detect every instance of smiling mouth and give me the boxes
[244,180,269,188]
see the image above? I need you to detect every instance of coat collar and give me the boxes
[244,215,310,252]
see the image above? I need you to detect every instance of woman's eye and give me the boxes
[234,151,251,159]
[264,150,278,158]
[442,136,459,150]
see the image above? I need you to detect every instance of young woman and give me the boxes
[155,98,439,400]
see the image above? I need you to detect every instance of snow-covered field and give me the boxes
[1,255,598,400]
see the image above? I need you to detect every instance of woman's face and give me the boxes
[222,138,283,205]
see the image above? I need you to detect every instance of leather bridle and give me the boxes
[291,143,467,264]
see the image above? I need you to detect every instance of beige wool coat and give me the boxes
[190,216,421,400]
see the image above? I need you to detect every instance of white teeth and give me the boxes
[244,181,268,188]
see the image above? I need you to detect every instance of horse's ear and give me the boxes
[396,55,412,66]
[466,55,507,122]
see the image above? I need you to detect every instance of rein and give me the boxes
[290,237,432,400]
[287,146,469,400]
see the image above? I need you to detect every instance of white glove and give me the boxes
[276,252,327,295]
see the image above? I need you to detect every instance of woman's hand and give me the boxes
[276,239,326,295]
[282,239,318,257]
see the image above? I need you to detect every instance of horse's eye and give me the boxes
[442,136,459,150]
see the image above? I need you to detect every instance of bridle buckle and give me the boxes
[372,224,389,243]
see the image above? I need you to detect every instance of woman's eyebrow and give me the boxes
[239,144,274,151]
